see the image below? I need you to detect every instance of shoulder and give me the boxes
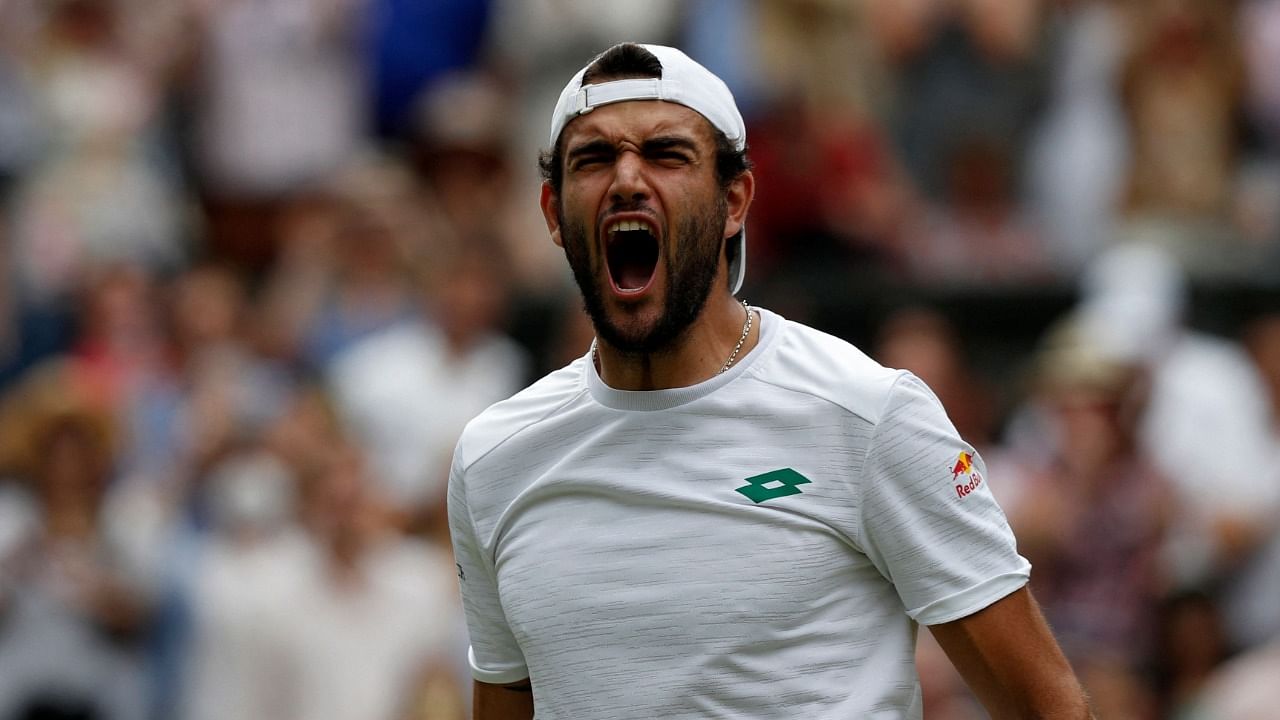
[749,312,908,425]
[453,356,590,472]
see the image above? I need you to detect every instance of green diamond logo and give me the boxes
[735,468,812,503]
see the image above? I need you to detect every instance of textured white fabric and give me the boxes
[448,308,1029,718]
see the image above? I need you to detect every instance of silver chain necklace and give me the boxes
[718,298,753,374]
[592,299,754,376]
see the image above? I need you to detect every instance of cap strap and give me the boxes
[573,78,671,116]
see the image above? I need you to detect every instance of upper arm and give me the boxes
[928,587,1094,719]
[447,457,529,684]
[474,679,535,720]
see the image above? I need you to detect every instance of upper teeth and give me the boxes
[608,220,651,234]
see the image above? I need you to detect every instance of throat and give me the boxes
[593,300,756,391]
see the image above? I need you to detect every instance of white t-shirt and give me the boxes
[448,308,1029,719]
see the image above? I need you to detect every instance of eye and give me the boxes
[567,142,618,172]
[651,150,690,166]
[570,154,611,172]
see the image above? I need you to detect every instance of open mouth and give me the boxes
[605,219,660,292]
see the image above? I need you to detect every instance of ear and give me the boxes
[540,181,563,248]
[722,170,755,240]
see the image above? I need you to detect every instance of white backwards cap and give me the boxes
[549,44,750,294]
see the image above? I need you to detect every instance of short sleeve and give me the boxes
[857,373,1030,625]
[447,451,529,684]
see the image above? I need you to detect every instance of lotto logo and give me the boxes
[735,468,812,504]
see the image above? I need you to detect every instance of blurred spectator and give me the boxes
[682,0,766,117]
[262,383,347,487]
[6,0,187,311]
[279,445,463,720]
[1121,0,1242,223]
[1233,0,1280,265]
[1076,654,1159,720]
[1150,590,1231,719]
[178,449,310,720]
[1025,0,1130,273]
[731,1,914,284]
[0,222,76,390]
[363,0,491,138]
[98,264,299,720]
[1240,0,1280,152]
[902,133,1052,285]
[753,0,892,115]
[884,0,1048,200]
[70,265,165,420]
[1230,159,1280,262]
[1215,310,1280,650]
[177,442,465,720]
[181,266,293,453]
[0,24,40,186]
[91,263,293,492]
[410,72,515,272]
[873,306,998,447]
[1193,636,1280,719]
[1006,316,1171,697]
[256,158,422,371]
[0,360,150,720]
[1074,242,1278,591]
[863,0,1054,286]
[327,240,529,524]
[188,0,367,272]
[746,101,910,283]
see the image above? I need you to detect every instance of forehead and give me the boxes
[559,99,717,151]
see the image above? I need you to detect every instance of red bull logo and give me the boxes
[951,451,983,499]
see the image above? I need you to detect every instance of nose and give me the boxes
[608,150,650,205]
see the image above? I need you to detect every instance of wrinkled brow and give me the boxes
[641,136,700,155]
[566,135,703,162]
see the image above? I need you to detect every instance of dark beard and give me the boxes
[561,200,726,355]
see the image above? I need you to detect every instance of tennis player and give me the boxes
[448,42,1092,719]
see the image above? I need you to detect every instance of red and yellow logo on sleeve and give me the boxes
[951,451,983,498]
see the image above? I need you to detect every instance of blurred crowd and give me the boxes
[0,1,1279,719]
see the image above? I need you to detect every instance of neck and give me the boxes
[594,294,757,391]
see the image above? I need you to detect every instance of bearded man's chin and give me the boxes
[562,203,724,358]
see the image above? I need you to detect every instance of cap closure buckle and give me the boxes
[573,87,595,116]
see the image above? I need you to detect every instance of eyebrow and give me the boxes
[566,139,616,164]
[565,135,703,164]
[640,136,700,155]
